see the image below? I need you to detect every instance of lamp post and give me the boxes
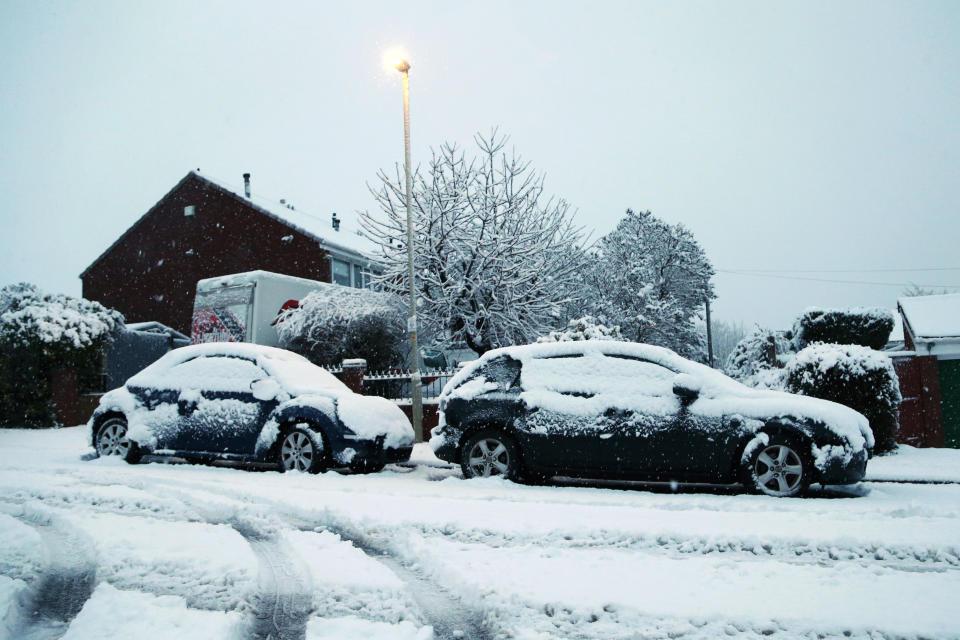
[394,57,424,442]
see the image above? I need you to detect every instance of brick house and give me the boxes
[887,293,960,448]
[81,170,378,336]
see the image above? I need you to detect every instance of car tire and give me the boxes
[742,434,811,497]
[348,460,386,474]
[95,416,142,464]
[277,426,326,474]
[460,429,521,480]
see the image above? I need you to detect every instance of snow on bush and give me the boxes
[792,307,895,350]
[275,287,406,370]
[537,316,623,343]
[0,283,123,428]
[785,343,900,453]
[724,326,793,390]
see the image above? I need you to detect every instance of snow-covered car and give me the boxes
[89,343,414,473]
[430,340,875,497]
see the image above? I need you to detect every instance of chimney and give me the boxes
[242,173,251,198]
[332,212,341,232]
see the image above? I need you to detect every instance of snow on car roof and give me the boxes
[127,342,349,395]
[897,293,960,340]
[443,340,714,391]
[193,171,378,262]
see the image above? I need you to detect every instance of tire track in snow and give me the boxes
[98,482,315,640]
[0,502,98,640]
[90,474,493,640]
[297,517,492,640]
[230,519,313,640]
[404,524,960,572]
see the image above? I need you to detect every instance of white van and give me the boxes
[191,270,342,347]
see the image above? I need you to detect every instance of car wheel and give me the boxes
[744,436,810,497]
[348,460,386,474]
[95,417,142,464]
[278,427,326,474]
[461,429,521,480]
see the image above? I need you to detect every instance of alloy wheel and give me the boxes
[754,444,804,496]
[280,431,316,472]
[97,421,131,458]
[466,437,511,477]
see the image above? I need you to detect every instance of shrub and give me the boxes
[275,287,406,370]
[792,307,894,350]
[785,343,901,453]
[724,326,794,390]
[0,283,124,428]
[537,316,623,343]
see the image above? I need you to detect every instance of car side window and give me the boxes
[603,355,677,396]
[164,356,266,393]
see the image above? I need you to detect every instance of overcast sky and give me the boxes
[2,0,958,330]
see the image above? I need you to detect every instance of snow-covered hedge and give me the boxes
[785,343,901,453]
[275,287,406,370]
[537,316,623,343]
[792,307,895,351]
[0,283,124,428]
[724,326,793,390]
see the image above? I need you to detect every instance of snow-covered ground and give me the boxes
[1,427,958,640]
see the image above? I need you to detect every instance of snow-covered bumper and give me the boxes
[428,424,459,464]
[814,444,869,486]
[340,434,413,466]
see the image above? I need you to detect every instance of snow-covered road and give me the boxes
[1,426,958,640]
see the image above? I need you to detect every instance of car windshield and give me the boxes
[477,356,522,391]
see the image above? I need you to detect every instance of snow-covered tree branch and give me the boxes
[360,131,585,355]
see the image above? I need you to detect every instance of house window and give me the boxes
[353,265,364,289]
[331,259,351,286]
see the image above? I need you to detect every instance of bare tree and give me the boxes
[360,131,585,355]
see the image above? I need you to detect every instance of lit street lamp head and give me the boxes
[394,59,411,73]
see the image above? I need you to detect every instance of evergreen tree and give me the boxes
[585,209,714,360]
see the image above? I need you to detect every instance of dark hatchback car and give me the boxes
[89,343,414,473]
[430,341,874,497]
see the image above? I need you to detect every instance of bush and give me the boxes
[724,326,794,390]
[537,316,623,343]
[792,307,894,350]
[0,283,124,428]
[785,343,901,453]
[275,287,406,370]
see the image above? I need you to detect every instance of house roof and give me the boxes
[192,171,379,262]
[898,293,960,340]
[80,170,380,279]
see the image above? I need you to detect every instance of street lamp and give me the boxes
[392,56,424,442]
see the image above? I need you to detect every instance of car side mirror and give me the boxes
[250,378,281,401]
[672,373,701,405]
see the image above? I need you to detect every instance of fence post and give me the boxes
[341,359,367,394]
